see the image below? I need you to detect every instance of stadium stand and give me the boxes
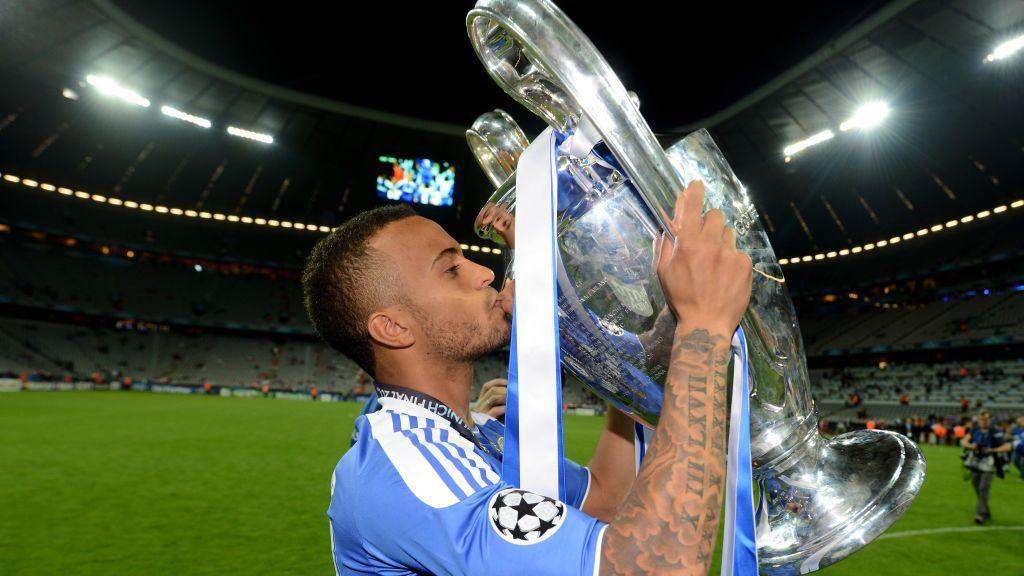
[0,316,514,394]
[0,240,306,333]
[802,290,1024,354]
[1,232,1020,413]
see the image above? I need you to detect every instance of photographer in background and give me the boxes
[960,410,1012,524]
[1011,416,1024,481]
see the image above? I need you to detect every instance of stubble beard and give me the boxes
[414,306,511,362]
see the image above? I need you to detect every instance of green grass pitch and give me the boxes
[1,392,1021,575]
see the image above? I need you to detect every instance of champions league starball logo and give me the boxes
[488,489,566,544]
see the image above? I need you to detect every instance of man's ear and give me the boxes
[367,308,415,349]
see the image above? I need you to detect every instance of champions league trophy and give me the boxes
[465,1,926,574]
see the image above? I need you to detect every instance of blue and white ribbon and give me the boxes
[501,127,566,501]
[634,422,653,473]
[721,326,758,576]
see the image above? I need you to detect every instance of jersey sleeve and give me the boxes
[356,480,608,576]
[563,457,592,510]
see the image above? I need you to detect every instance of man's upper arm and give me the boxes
[358,480,608,576]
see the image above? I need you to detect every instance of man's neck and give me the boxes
[376,359,475,427]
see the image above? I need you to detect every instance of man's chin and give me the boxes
[483,321,512,355]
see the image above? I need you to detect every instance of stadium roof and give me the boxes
[0,0,1022,285]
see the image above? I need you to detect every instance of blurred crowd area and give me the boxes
[2,311,1021,413]
[0,238,1020,413]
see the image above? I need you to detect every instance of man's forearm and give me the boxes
[600,325,730,575]
[583,406,638,522]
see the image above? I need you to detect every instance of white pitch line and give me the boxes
[877,525,1024,540]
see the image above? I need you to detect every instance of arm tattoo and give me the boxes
[600,328,730,575]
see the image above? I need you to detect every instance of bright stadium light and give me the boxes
[783,130,834,158]
[839,101,890,132]
[62,87,79,100]
[775,194,1024,266]
[161,105,211,128]
[985,33,1024,62]
[85,74,150,107]
[0,167,549,237]
[226,126,273,144]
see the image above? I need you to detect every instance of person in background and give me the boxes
[954,420,967,444]
[961,410,1012,524]
[932,420,947,446]
[1011,416,1024,481]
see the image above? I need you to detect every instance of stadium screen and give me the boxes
[375,156,455,206]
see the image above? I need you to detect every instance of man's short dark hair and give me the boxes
[302,205,417,377]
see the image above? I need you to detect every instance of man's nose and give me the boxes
[472,262,496,289]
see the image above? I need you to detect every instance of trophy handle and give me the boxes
[467,0,681,238]
[466,109,529,188]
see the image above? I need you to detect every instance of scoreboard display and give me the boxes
[375,155,455,206]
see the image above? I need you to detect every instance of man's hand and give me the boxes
[475,378,507,419]
[654,180,753,336]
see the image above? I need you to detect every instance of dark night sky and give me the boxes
[114,0,885,132]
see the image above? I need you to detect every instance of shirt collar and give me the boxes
[377,394,481,430]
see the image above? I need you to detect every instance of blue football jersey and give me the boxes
[329,395,607,575]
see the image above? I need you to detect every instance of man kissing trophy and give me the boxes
[463,1,927,574]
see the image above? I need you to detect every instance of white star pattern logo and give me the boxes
[488,488,566,545]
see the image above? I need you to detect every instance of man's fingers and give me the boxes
[702,209,726,242]
[655,231,673,279]
[487,405,506,419]
[491,385,507,405]
[652,232,665,274]
[482,377,507,389]
[477,378,507,413]
[722,227,737,251]
[678,180,705,239]
[672,192,685,234]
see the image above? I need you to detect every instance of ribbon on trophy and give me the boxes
[502,126,567,501]
[722,326,758,576]
[503,114,610,500]
[633,422,653,473]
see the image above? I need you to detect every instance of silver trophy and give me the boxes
[465,1,926,574]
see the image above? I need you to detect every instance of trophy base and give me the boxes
[759,430,927,575]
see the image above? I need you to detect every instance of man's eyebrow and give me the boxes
[431,246,460,269]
